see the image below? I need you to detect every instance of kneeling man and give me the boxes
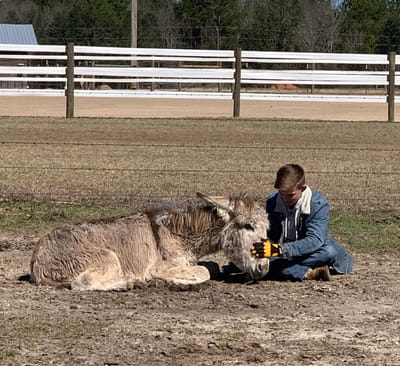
[251,163,353,281]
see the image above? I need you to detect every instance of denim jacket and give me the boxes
[266,189,353,274]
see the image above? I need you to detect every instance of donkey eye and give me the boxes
[244,223,254,231]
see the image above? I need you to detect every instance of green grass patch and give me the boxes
[3,350,17,358]
[0,349,18,364]
[330,210,400,254]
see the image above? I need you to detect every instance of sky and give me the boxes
[333,0,345,6]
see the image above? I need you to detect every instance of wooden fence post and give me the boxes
[233,48,242,118]
[66,42,75,118]
[387,52,396,123]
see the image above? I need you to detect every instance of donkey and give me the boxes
[30,192,270,291]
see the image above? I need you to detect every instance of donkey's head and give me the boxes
[197,192,270,280]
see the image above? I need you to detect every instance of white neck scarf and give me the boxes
[274,186,312,242]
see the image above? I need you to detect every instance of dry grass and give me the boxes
[0,116,400,210]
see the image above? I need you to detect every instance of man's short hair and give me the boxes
[274,164,306,191]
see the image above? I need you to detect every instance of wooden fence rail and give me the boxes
[0,43,398,120]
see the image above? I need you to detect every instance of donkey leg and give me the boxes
[153,263,211,286]
[71,249,129,291]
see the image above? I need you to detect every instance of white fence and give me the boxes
[0,43,399,117]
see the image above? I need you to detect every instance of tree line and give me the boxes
[1,0,400,54]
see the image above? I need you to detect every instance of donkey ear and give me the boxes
[196,192,215,204]
[196,192,234,222]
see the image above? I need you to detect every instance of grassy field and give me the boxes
[1,116,400,205]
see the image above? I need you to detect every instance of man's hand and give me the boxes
[250,239,282,258]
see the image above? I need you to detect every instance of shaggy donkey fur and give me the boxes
[31,192,270,290]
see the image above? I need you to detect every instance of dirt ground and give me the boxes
[0,95,396,121]
[0,234,399,366]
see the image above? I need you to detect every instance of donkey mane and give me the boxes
[167,206,221,234]
[153,192,258,235]
[78,192,257,229]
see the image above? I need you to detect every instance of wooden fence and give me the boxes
[0,43,398,120]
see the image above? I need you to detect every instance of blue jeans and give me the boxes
[266,244,338,281]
